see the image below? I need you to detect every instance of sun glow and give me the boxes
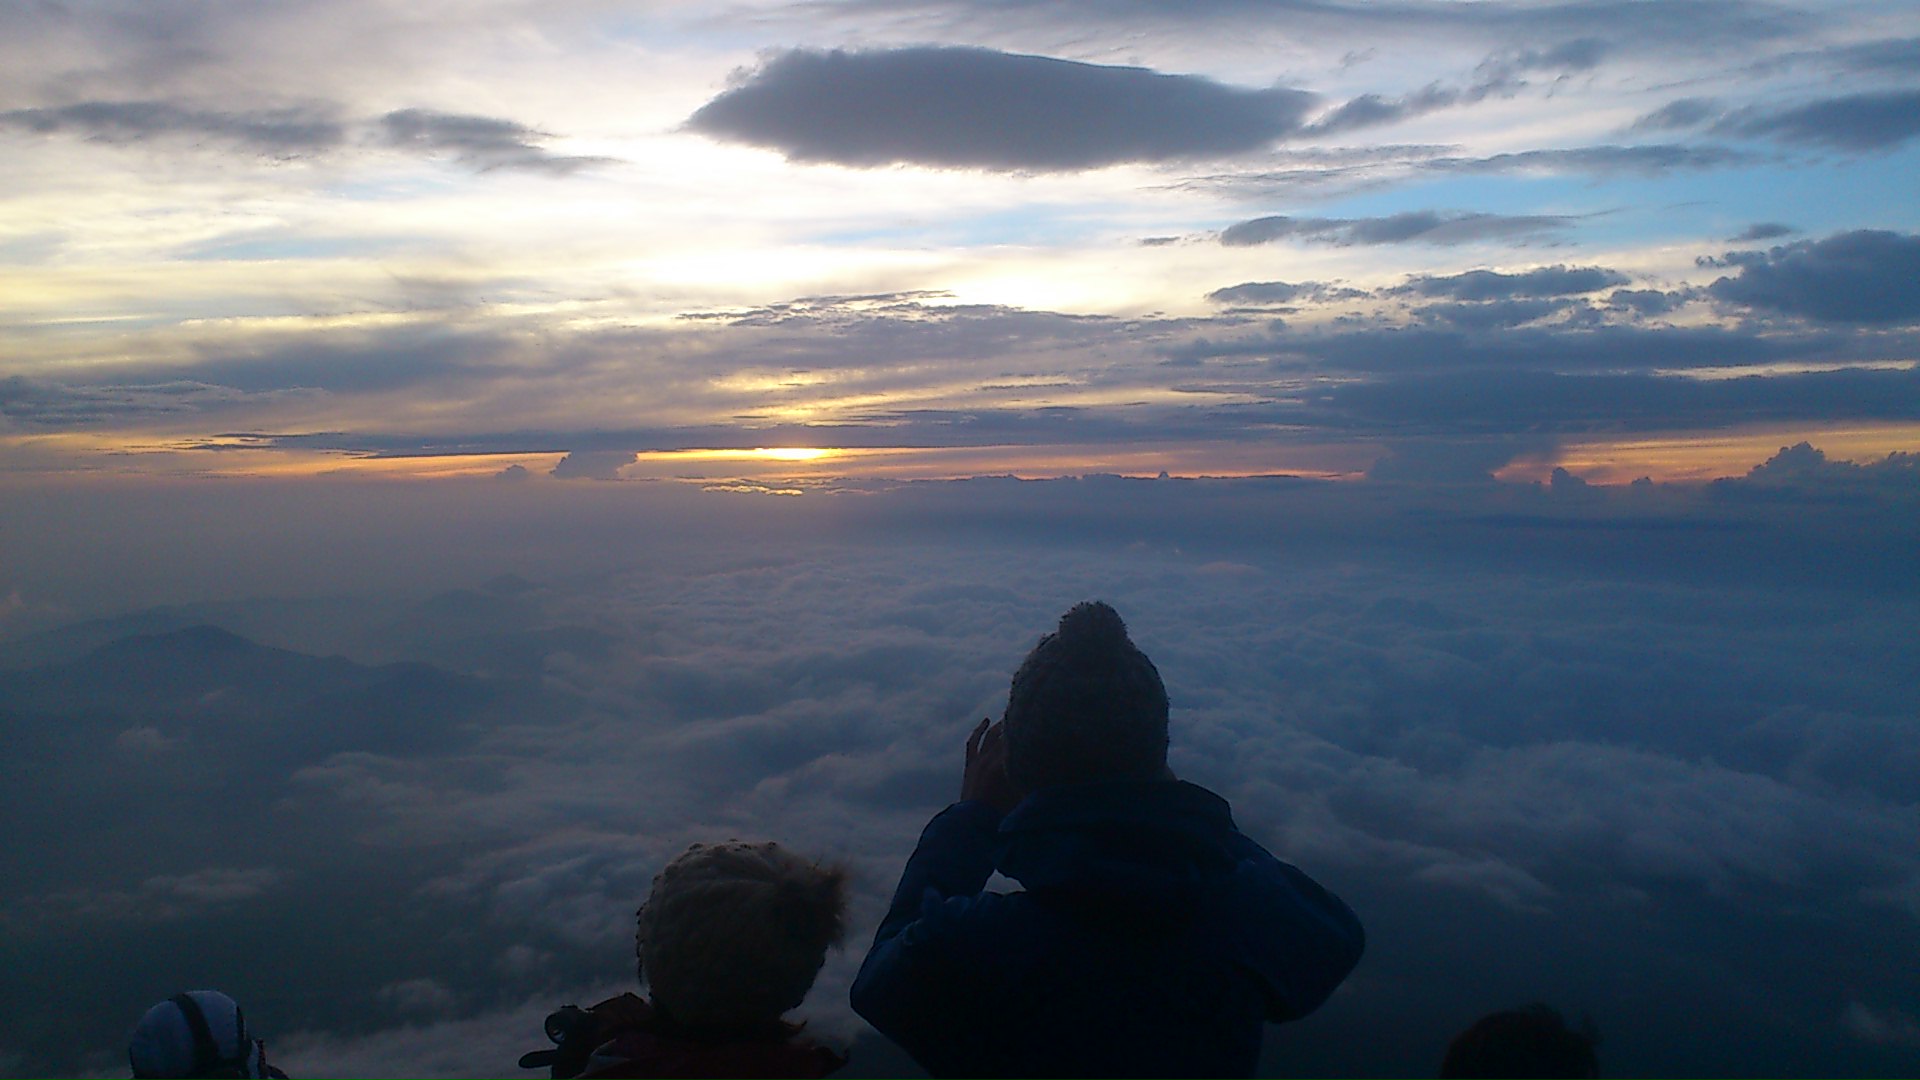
[753,446,831,461]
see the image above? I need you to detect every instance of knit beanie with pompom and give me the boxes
[635,840,848,1030]
[1003,601,1169,791]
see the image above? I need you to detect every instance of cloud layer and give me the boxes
[1,461,1916,1076]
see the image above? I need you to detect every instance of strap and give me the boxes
[169,993,222,1077]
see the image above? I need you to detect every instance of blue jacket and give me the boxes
[850,780,1364,1078]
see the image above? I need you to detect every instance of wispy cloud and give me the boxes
[379,108,615,174]
[0,100,612,173]
[1221,210,1576,247]
[1633,90,1920,152]
[0,101,346,155]
[1712,90,1920,151]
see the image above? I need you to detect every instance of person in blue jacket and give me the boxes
[850,601,1365,1078]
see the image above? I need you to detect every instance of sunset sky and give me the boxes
[3,6,1920,1079]
[4,0,1918,485]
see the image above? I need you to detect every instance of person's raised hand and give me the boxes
[961,718,1021,814]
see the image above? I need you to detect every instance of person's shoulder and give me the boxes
[914,882,1033,934]
[870,887,1040,981]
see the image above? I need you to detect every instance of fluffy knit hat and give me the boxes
[128,990,269,1079]
[635,841,849,1030]
[1003,601,1169,790]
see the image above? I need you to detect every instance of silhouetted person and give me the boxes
[128,990,287,1079]
[523,841,849,1078]
[850,601,1365,1077]
[1440,1004,1598,1078]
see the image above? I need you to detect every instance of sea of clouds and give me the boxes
[1,456,1916,1077]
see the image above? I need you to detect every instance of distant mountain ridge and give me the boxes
[0,623,563,764]
[6,624,384,719]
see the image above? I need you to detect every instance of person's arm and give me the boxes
[848,798,1002,1072]
[849,721,1018,1071]
[868,797,1003,944]
[1223,830,1367,1023]
[872,718,1019,934]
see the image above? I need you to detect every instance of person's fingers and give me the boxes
[967,716,989,758]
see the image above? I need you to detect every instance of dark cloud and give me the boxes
[0,376,299,427]
[104,324,515,396]
[1825,36,1920,74]
[1605,287,1694,316]
[684,46,1317,170]
[1306,85,1465,136]
[1707,230,1920,324]
[379,108,613,175]
[1746,36,1920,79]
[1319,366,1920,434]
[1204,280,1365,306]
[1712,90,1920,151]
[1204,280,1302,305]
[1364,437,1530,483]
[1736,440,1920,494]
[0,100,609,173]
[0,323,595,439]
[1168,320,1858,374]
[1627,96,1721,133]
[1631,90,1920,151]
[1486,37,1608,75]
[227,401,1283,461]
[1731,222,1795,242]
[1221,210,1573,247]
[548,450,636,480]
[25,278,1911,470]
[1391,266,1630,300]
[0,100,344,155]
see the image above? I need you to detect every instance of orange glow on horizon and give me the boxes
[8,422,1916,487]
[1502,423,1920,485]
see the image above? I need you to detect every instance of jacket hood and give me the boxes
[994,778,1366,1023]
[995,779,1241,928]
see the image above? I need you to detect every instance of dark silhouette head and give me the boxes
[635,840,849,1029]
[1440,1004,1599,1079]
[1003,601,1169,790]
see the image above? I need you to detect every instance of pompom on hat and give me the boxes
[1003,601,1170,790]
[128,990,272,1079]
[635,840,849,1030]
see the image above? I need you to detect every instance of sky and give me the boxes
[2,0,1919,484]
[2,2,1920,1078]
